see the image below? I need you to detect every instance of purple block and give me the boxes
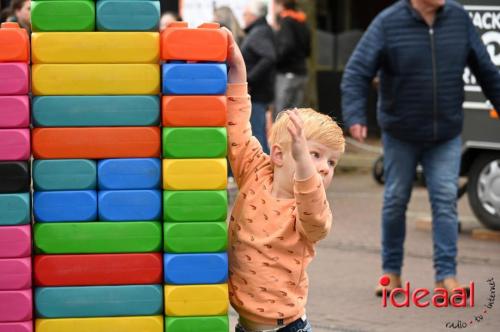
[0,63,29,95]
[0,96,29,128]
[0,289,32,322]
[0,225,31,258]
[0,257,31,290]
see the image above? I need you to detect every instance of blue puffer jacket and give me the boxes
[341,0,500,142]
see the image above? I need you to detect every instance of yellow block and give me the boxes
[163,159,227,190]
[36,316,163,332]
[32,64,160,95]
[32,32,160,64]
[164,284,228,316]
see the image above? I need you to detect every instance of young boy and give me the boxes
[224,29,345,332]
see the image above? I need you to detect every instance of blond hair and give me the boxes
[269,108,345,153]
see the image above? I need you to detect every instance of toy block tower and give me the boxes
[161,22,230,332]
[0,22,33,332]
[30,1,164,331]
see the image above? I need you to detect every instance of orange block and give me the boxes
[162,96,226,127]
[33,127,160,159]
[0,22,29,63]
[160,22,227,61]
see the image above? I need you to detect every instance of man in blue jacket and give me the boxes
[341,0,500,296]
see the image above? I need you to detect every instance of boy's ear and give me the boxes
[270,144,284,167]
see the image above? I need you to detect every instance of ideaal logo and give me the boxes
[445,278,496,329]
[379,276,496,329]
[379,276,474,308]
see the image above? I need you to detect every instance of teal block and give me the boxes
[96,0,160,31]
[33,96,160,127]
[33,159,96,191]
[35,285,163,318]
[0,193,30,225]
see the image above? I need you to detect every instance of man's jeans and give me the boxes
[381,132,461,282]
[250,101,270,154]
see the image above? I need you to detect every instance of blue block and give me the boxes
[162,63,227,95]
[164,253,228,285]
[35,285,163,318]
[98,190,161,221]
[34,191,97,222]
[33,96,160,127]
[98,158,161,190]
[0,193,30,225]
[96,0,160,31]
[33,159,97,191]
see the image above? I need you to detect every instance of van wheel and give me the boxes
[467,153,500,230]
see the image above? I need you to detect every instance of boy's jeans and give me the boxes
[235,317,312,332]
[381,132,461,282]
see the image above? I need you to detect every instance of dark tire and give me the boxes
[467,153,500,231]
[372,156,384,185]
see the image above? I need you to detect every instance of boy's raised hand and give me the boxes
[223,27,247,84]
[286,109,310,162]
[286,109,316,181]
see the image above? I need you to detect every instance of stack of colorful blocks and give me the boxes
[30,1,164,331]
[161,22,230,331]
[0,22,33,332]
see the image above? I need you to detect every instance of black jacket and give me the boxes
[275,14,311,75]
[341,0,500,142]
[241,17,276,103]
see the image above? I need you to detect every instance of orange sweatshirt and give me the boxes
[227,83,333,326]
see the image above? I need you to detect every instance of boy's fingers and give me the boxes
[286,111,303,134]
[287,123,298,139]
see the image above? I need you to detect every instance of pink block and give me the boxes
[0,225,31,258]
[0,129,30,161]
[0,257,31,290]
[0,321,32,332]
[0,96,29,128]
[0,63,29,95]
[0,289,32,322]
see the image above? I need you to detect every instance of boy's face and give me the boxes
[283,140,342,189]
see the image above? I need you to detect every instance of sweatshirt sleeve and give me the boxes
[341,15,385,129]
[227,83,271,187]
[293,173,332,242]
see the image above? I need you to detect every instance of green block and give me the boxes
[164,222,227,253]
[32,1,95,32]
[33,159,97,191]
[0,193,30,225]
[34,221,162,254]
[163,190,227,222]
[165,316,229,332]
[162,127,227,158]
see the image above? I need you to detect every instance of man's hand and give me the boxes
[223,27,247,84]
[349,124,367,142]
[286,109,315,181]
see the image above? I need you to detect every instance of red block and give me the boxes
[161,22,227,61]
[34,253,163,286]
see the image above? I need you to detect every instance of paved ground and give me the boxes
[227,141,500,332]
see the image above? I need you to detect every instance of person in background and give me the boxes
[341,0,500,296]
[214,6,245,45]
[159,11,182,31]
[1,0,30,33]
[273,0,311,119]
[240,0,276,154]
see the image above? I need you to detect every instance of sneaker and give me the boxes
[435,277,471,298]
[375,273,402,297]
